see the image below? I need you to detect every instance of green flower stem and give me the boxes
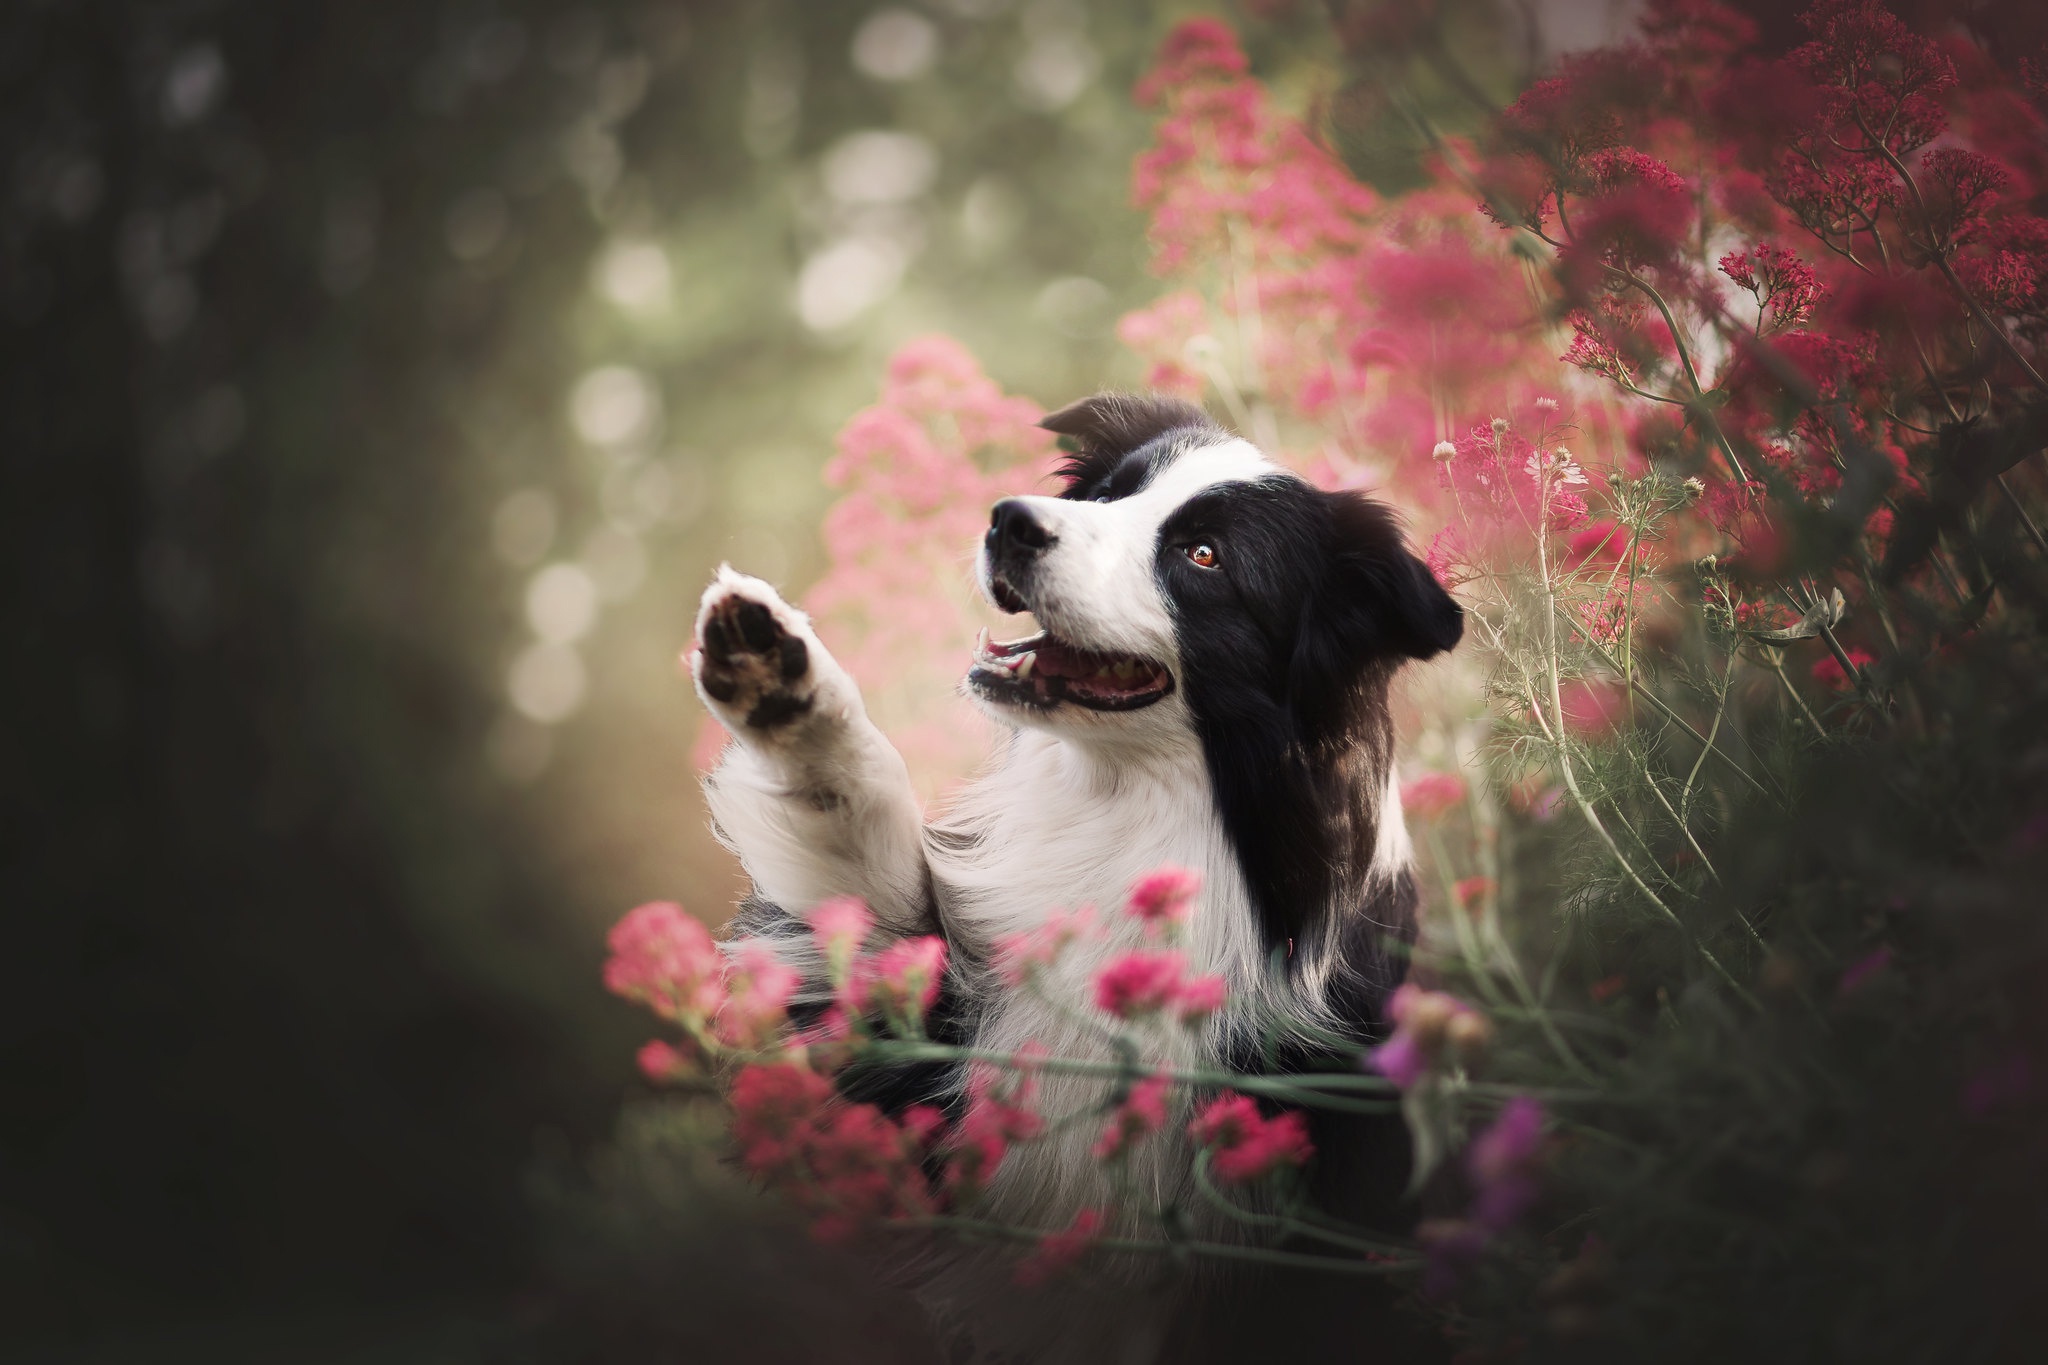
[1530,496,1755,1004]
[894,1214,1425,1278]
[1552,602,1781,804]
[1190,1151,1417,1258]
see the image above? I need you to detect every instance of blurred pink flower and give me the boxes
[1126,865,1202,929]
[1093,1075,1173,1162]
[717,941,800,1050]
[1014,1208,1105,1286]
[604,901,726,1027]
[1188,1093,1313,1182]
[1401,771,1468,820]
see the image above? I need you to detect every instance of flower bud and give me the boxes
[1446,1009,1495,1061]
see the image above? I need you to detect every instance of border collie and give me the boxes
[689,394,1461,1359]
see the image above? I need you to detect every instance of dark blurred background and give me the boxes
[0,1,1649,1359]
[0,2,1180,1357]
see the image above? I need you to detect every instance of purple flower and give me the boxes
[1836,946,1892,996]
[1367,1032,1427,1088]
[1468,1096,1546,1231]
[1962,1053,2032,1118]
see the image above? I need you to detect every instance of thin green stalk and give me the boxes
[897,1215,1426,1277]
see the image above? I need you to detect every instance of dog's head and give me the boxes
[970,394,1461,745]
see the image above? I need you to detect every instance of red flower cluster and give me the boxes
[1093,949,1225,1023]
[1093,1075,1172,1162]
[728,1062,936,1243]
[604,901,725,1027]
[1188,1093,1314,1183]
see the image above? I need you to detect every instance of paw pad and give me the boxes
[697,589,814,729]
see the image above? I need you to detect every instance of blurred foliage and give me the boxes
[0,0,1664,1356]
[0,0,1217,1356]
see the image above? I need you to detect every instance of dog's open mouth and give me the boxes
[969,629,1175,712]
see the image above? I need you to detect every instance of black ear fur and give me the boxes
[1040,393,1219,493]
[1321,491,1463,664]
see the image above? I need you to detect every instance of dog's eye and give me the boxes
[1092,494,1110,504]
[1186,543,1219,569]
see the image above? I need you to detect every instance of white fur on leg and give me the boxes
[691,566,931,932]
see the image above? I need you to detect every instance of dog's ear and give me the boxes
[1040,393,1218,495]
[1301,492,1462,681]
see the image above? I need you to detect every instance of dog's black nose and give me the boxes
[988,498,1051,554]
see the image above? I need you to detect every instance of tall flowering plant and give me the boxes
[633,1,2048,1350]
[605,870,1430,1283]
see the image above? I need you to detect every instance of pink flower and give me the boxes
[944,1064,1044,1204]
[728,1061,935,1243]
[729,1062,839,1177]
[1400,771,1468,821]
[1189,1093,1313,1183]
[1369,982,1490,1088]
[1014,1207,1105,1286]
[847,935,948,1035]
[1368,1031,1428,1089]
[635,1038,697,1083]
[1093,949,1230,1022]
[717,941,800,1050]
[1093,949,1186,1018]
[1452,877,1495,912]
[1173,973,1228,1022]
[992,904,1096,985]
[1093,1075,1172,1162]
[604,902,727,1027]
[1811,648,1876,691]
[1467,1096,1545,1230]
[1125,865,1202,929]
[808,896,874,979]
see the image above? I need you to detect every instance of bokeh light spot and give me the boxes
[526,563,600,643]
[851,9,938,82]
[508,642,587,723]
[570,365,659,446]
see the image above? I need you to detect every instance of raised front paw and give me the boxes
[691,568,828,732]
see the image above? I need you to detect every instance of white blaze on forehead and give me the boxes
[995,437,1285,662]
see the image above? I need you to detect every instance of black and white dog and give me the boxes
[690,394,1460,1357]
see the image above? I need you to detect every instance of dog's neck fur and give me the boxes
[930,709,1411,1045]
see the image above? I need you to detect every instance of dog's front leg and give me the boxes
[688,567,930,934]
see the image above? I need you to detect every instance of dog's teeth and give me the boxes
[1015,652,1036,680]
[975,627,990,657]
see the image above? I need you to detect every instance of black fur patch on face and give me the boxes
[1157,477,1462,961]
[1040,393,1219,502]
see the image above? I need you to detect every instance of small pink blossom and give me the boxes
[1188,1093,1313,1183]
[1093,1075,1173,1162]
[604,901,727,1027]
[717,941,800,1050]
[1400,771,1468,821]
[1094,949,1224,1021]
[1125,865,1202,929]
[728,1061,935,1243]
[636,1038,697,1084]
[1811,648,1876,691]
[808,897,874,978]
[1173,973,1228,1023]
[1370,982,1489,1088]
[992,905,1097,985]
[1015,1207,1105,1286]
[848,935,949,1035]
[945,1064,1045,1203]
